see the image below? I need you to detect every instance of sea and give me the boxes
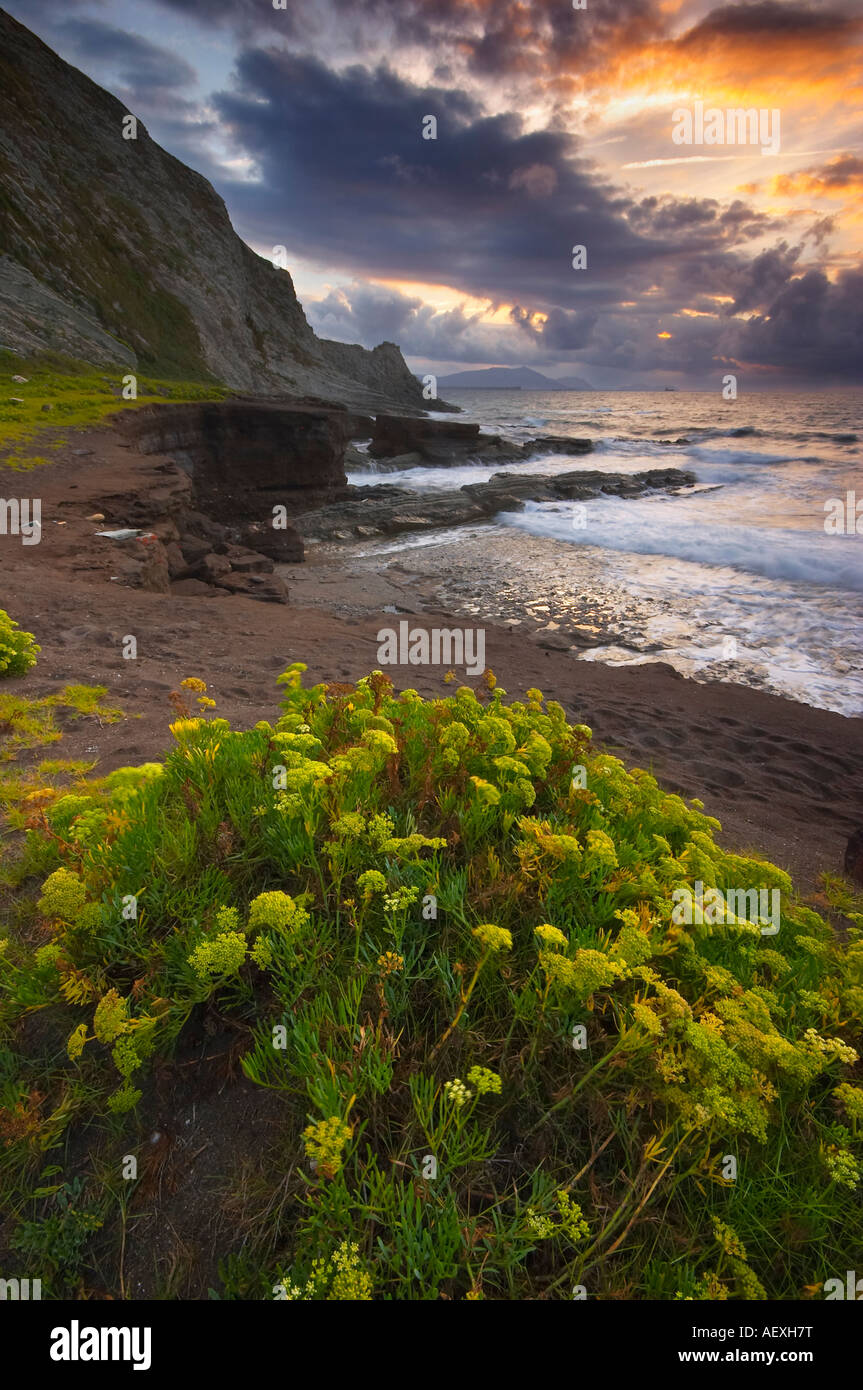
[346,389,863,717]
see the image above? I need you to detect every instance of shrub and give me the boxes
[1,663,861,1300]
[0,609,39,677]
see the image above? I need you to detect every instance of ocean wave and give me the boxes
[685,444,824,468]
[496,498,863,592]
[651,425,763,439]
[649,424,858,446]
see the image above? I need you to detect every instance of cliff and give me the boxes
[0,8,426,411]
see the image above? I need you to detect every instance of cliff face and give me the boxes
[0,9,425,410]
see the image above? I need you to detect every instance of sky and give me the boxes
[7,0,863,388]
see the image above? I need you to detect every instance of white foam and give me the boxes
[499,496,863,592]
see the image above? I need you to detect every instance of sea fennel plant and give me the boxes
[0,664,861,1300]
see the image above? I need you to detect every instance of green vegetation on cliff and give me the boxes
[0,351,227,468]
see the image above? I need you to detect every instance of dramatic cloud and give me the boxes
[308,281,545,365]
[55,18,197,102]
[729,266,863,375]
[213,49,779,309]
[7,0,860,384]
[753,154,863,200]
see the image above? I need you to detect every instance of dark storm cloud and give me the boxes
[55,18,197,97]
[626,195,770,246]
[677,0,861,47]
[720,243,803,314]
[513,305,599,352]
[213,47,770,315]
[207,42,859,380]
[148,0,664,79]
[729,267,863,377]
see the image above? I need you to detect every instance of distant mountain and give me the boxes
[0,9,425,410]
[435,366,593,390]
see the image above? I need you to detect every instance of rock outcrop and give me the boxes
[116,400,373,519]
[0,10,429,412]
[368,416,593,467]
[293,467,696,542]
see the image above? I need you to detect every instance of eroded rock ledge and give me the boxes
[293,467,696,542]
[116,399,373,514]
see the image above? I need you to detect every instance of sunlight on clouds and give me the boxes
[376,278,513,323]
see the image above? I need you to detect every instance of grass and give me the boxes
[0,664,861,1301]
[0,350,228,469]
[0,685,124,767]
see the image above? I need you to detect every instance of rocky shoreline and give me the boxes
[100,399,695,589]
[3,399,863,897]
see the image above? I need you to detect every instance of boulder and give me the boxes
[370,415,492,463]
[171,578,220,597]
[197,552,232,584]
[179,536,212,566]
[182,509,229,544]
[367,418,595,468]
[292,467,695,543]
[238,520,304,563]
[164,541,188,578]
[214,572,288,603]
[115,535,171,593]
[222,546,274,574]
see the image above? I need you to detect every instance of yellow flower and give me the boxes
[472,923,513,952]
[248,891,309,934]
[187,931,247,982]
[93,989,129,1044]
[303,1115,353,1179]
[251,937,273,970]
[469,776,501,806]
[357,728,398,762]
[37,868,88,924]
[66,1023,88,1061]
[358,870,388,898]
[466,1065,502,1095]
[169,718,202,741]
[585,829,618,871]
[534,923,568,951]
[180,677,208,693]
[443,1078,472,1107]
